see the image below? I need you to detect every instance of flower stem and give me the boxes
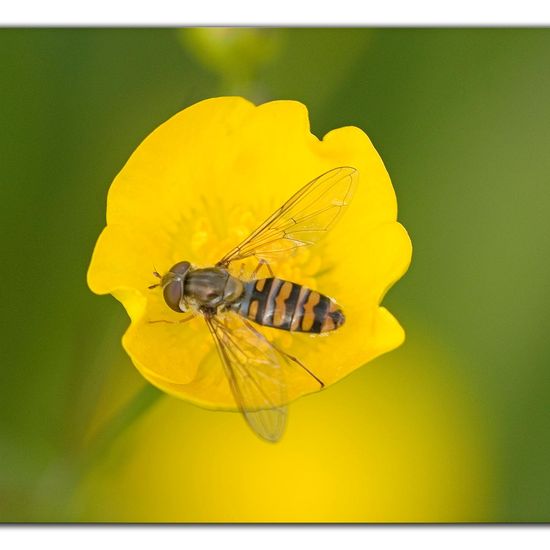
[81,383,164,470]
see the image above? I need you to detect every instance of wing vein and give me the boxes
[217,166,358,266]
[204,313,287,442]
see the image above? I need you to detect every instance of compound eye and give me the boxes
[169,261,191,277]
[163,280,185,312]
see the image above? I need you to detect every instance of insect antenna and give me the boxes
[148,266,162,289]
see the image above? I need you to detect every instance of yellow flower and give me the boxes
[87,97,411,413]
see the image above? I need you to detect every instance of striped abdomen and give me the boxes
[233,277,345,334]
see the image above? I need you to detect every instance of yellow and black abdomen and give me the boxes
[234,277,345,333]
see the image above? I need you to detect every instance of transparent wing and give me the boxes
[204,312,288,442]
[217,166,358,266]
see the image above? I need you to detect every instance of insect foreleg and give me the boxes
[148,314,196,325]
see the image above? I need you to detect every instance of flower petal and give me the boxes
[87,97,412,410]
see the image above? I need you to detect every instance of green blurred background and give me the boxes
[1,28,550,522]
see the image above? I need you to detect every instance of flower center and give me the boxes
[169,197,332,290]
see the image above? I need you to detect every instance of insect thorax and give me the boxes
[185,267,244,310]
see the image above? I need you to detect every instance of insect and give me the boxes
[149,166,358,442]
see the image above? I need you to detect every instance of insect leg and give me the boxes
[251,257,274,279]
[270,341,325,389]
[148,314,196,325]
[241,318,324,389]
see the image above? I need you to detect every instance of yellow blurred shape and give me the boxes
[75,331,492,522]
[179,29,281,92]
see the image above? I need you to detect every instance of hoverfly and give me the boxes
[149,166,358,442]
